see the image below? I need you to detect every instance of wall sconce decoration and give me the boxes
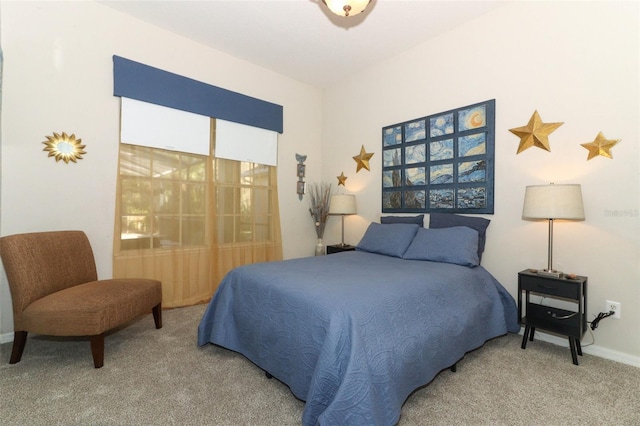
[509,110,563,154]
[42,132,86,163]
[296,153,307,201]
[353,145,374,172]
[580,131,620,160]
[337,172,348,186]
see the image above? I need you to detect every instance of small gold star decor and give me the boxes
[353,145,374,172]
[42,132,87,163]
[509,110,563,154]
[337,172,348,186]
[581,131,620,160]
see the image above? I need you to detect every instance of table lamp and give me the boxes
[329,194,357,247]
[522,183,585,278]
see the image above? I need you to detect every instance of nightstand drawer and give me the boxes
[524,303,582,338]
[519,275,579,300]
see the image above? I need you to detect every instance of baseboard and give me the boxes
[583,343,640,367]
[0,332,14,345]
[518,328,640,368]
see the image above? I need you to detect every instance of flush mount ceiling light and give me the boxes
[322,0,371,17]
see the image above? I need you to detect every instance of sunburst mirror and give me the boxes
[42,132,87,163]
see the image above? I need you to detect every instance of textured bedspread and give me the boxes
[198,251,519,425]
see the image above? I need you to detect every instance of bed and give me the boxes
[198,217,519,425]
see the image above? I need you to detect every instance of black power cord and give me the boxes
[590,311,615,330]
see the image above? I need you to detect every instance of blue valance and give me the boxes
[113,55,283,134]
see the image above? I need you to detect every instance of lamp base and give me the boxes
[536,269,563,278]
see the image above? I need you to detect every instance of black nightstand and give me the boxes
[326,244,356,255]
[518,269,587,365]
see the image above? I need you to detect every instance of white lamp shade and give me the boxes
[322,0,371,17]
[522,184,585,220]
[329,194,357,215]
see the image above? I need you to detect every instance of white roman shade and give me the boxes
[120,97,210,156]
[215,119,278,166]
[120,97,278,165]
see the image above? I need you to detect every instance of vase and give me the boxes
[315,238,325,256]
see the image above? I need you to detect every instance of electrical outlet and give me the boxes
[605,300,621,319]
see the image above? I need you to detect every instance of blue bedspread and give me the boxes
[198,251,519,425]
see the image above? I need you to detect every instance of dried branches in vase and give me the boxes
[308,182,332,241]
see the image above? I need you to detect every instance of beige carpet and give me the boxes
[1,304,638,425]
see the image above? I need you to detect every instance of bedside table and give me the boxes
[518,270,587,365]
[326,244,356,254]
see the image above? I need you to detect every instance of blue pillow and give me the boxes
[429,213,490,261]
[356,222,419,258]
[380,215,424,227]
[402,226,479,267]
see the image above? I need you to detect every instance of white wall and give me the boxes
[322,1,640,364]
[0,1,323,336]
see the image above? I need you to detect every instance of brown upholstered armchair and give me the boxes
[0,230,162,368]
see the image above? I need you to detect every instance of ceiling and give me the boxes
[100,0,505,88]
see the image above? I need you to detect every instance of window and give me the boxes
[117,121,280,252]
[113,58,284,307]
[119,144,208,250]
[215,159,275,244]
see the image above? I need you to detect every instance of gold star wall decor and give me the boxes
[509,110,563,154]
[581,131,620,160]
[337,172,348,186]
[353,145,374,172]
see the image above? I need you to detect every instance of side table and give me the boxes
[326,244,356,255]
[518,269,587,365]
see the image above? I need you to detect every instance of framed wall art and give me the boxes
[381,99,495,214]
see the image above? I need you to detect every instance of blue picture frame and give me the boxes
[381,99,495,214]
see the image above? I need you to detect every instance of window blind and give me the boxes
[120,97,210,155]
[215,119,278,166]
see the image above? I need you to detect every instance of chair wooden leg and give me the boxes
[152,303,162,329]
[90,334,105,368]
[10,331,28,364]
